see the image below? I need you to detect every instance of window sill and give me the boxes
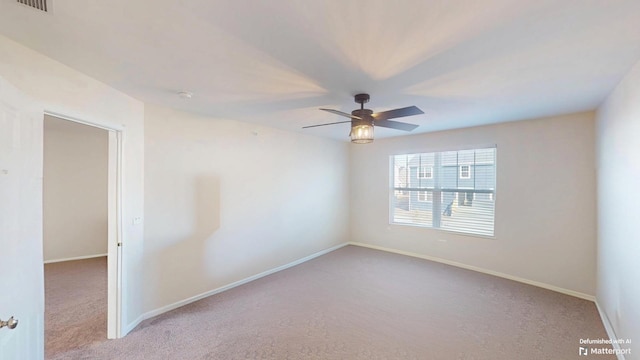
[388,222,496,240]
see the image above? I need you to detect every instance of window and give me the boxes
[418,166,433,179]
[391,147,496,236]
[459,165,471,179]
[417,191,433,202]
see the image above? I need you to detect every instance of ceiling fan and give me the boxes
[303,93,424,143]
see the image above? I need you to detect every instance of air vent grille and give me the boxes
[16,0,48,12]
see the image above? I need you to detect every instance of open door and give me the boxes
[0,77,45,358]
[42,112,123,340]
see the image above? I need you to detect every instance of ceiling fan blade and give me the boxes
[372,106,424,121]
[320,108,362,120]
[302,120,352,129]
[374,120,419,131]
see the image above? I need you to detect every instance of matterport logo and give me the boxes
[579,338,632,356]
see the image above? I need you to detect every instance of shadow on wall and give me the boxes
[193,175,221,236]
[144,175,221,317]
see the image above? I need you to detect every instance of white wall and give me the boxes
[350,112,597,296]
[43,115,108,262]
[596,60,640,358]
[142,104,350,313]
[0,34,145,332]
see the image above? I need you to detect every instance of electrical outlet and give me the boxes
[133,217,142,225]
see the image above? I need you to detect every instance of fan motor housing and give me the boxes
[352,108,374,126]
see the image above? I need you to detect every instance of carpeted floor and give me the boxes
[45,246,614,359]
[45,256,107,359]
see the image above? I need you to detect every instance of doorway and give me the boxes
[42,113,122,354]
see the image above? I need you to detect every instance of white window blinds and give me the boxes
[391,147,496,236]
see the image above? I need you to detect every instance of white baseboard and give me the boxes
[123,313,146,337]
[348,242,596,301]
[595,301,627,360]
[44,253,107,264]
[123,243,349,336]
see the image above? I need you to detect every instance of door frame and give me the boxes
[43,110,124,339]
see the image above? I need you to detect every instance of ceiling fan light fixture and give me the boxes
[350,123,374,144]
[307,93,422,143]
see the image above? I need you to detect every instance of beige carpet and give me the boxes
[46,246,614,359]
[45,256,107,359]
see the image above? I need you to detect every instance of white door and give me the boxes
[0,77,45,359]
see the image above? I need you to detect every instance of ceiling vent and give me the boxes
[16,0,49,12]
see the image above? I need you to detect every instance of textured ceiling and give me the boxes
[1,0,640,141]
